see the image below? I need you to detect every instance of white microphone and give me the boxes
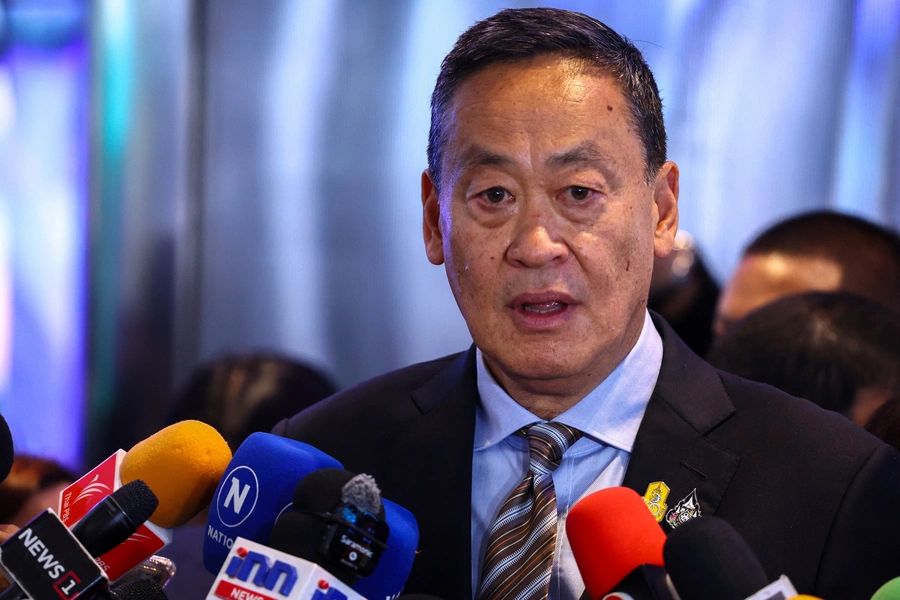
[206,537,365,600]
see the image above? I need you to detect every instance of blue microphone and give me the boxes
[354,498,419,600]
[202,432,343,574]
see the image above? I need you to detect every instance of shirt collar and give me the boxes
[474,310,663,453]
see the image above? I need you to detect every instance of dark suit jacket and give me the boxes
[273,315,900,599]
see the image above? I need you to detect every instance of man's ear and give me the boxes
[652,161,679,259]
[422,169,445,265]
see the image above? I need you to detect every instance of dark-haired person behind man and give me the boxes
[708,292,900,425]
[275,8,900,600]
[714,210,900,337]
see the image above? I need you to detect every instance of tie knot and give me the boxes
[523,422,583,474]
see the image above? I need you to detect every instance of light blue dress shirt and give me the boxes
[471,311,663,600]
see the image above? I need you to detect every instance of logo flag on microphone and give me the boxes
[642,482,670,523]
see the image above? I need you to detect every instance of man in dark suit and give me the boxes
[274,8,900,599]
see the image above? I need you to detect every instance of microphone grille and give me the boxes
[113,479,160,526]
[111,579,169,600]
[341,473,382,515]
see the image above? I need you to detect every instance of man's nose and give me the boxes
[506,202,569,268]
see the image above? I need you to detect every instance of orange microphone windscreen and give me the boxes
[566,486,667,599]
[119,420,232,528]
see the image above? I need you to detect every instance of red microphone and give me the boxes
[567,487,673,600]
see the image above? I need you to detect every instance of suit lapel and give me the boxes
[376,347,478,599]
[623,314,740,532]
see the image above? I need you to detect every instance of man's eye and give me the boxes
[482,187,512,204]
[567,186,591,201]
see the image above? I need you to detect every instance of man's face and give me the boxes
[422,56,678,395]
[713,253,843,337]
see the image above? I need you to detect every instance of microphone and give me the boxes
[663,515,767,600]
[105,578,169,600]
[0,509,109,600]
[206,536,365,599]
[0,481,157,600]
[872,577,900,599]
[353,498,418,600]
[70,481,159,559]
[202,432,343,574]
[118,421,231,529]
[664,516,802,600]
[270,469,390,586]
[270,468,418,600]
[59,421,232,581]
[110,556,176,591]
[567,487,674,600]
[0,413,13,483]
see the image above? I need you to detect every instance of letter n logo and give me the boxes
[215,465,259,527]
[224,477,251,513]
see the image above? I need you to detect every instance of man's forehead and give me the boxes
[448,55,624,115]
[439,58,640,169]
[454,141,620,173]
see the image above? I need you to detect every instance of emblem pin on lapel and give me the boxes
[665,488,702,529]
[642,481,670,523]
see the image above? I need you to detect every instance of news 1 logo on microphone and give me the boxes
[206,537,364,600]
[0,509,108,600]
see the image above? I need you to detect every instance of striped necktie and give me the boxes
[477,421,584,600]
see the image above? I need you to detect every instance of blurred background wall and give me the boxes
[0,0,897,469]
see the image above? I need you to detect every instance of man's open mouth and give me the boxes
[521,301,568,314]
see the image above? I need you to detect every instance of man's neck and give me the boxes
[483,316,646,420]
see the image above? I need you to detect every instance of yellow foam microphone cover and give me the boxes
[119,420,232,528]
[788,596,824,599]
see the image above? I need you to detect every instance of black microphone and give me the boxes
[0,413,14,483]
[70,480,159,558]
[0,480,158,600]
[269,468,390,587]
[663,516,770,600]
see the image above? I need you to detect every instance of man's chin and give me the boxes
[489,352,591,384]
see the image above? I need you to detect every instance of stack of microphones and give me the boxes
[0,418,427,599]
[201,431,422,599]
[566,486,900,600]
[5,410,897,599]
[0,419,233,600]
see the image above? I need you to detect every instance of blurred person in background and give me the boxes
[707,292,900,426]
[0,455,76,527]
[713,211,900,337]
[158,353,336,600]
[648,230,720,356]
[165,352,337,452]
[866,398,900,453]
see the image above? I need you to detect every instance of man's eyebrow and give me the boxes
[546,142,615,168]
[456,146,515,171]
